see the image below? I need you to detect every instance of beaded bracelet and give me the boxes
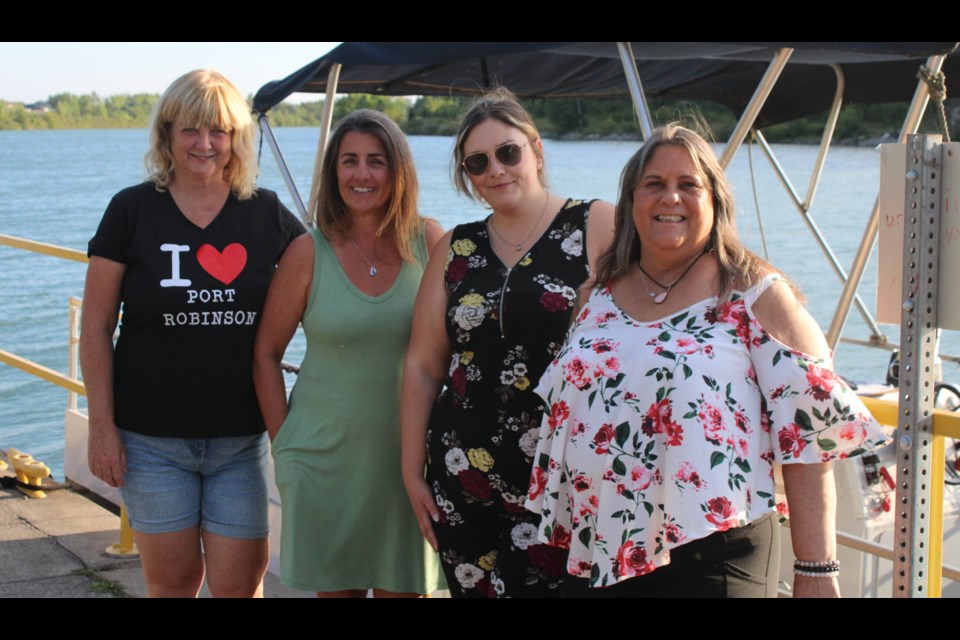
[793,559,840,578]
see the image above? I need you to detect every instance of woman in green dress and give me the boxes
[253,109,444,597]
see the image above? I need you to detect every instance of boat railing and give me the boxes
[860,396,960,593]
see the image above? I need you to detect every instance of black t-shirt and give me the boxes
[88,182,305,438]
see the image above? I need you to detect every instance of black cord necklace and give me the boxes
[638,249,709,304]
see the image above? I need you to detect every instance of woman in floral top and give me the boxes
[401,88,615,597]
[525,123,888,598]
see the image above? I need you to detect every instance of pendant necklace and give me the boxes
[488,191,551,251]
[638,249,709,304]
[350,237,380,277]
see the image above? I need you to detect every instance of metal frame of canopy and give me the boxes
[252,42,952,356]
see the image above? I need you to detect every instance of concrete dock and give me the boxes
[0,474,309,598]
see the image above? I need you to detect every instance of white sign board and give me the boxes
[877,142,960,330]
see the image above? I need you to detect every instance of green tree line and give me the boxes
[0,93,158,130]
[2,91,949,143]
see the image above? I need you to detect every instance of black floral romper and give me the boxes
[426,198,594,597]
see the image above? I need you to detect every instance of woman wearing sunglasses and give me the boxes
[401,88,615,597]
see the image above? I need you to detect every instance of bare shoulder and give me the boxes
[587,199,616,230]
[587,198,615,216]
[424,218,445,252]
[751,276,830,359]
[585,199,616,266]
[425,229,454,271]
[271,231,315,299]
[280,231,315,268]
[432,228,455,257]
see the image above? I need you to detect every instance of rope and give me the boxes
[747,137,770,261]
[918,66,951,142]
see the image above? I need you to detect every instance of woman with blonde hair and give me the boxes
[255,109,444,597]
[82,69,304,597]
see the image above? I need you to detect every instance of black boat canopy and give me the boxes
[252,42,959,128]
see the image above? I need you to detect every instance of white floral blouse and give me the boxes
[525,275,889,588]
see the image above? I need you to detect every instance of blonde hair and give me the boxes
[453,87,546,200]
[315,109,422,264]
[596,122,778,303]
[146,69,256,200]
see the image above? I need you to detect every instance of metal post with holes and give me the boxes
[893,134,942,596]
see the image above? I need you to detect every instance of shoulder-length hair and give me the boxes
[452,87,546,200]
[145,69,256,200]
[315,109,422,264]
[596,122,776,303]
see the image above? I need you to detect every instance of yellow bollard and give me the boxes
[7,448,50,499]
[105,505,140,558]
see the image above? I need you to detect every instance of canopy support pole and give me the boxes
[719,48,794,169]
[257,114,307,221]
[617,42,653,139]
[307,63,342,225]
[755,130,883,338]
[804,64,846,212]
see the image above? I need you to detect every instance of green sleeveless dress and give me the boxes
[271,228,443,593]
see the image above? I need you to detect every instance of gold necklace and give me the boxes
[488,192,551,252]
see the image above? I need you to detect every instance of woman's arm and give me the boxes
[253,233,314,442]
[79,256,126,488]
[424,218,445,253]
[781,462,839,597]
[570,200,616,317]
[585,199,616,279]
[400,230,454,551]
[752,278,839,597]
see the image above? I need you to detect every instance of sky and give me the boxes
[0,42,340,104]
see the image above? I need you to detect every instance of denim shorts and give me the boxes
[118,429,269,539]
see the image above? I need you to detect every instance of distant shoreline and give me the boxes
[2,92,946,145]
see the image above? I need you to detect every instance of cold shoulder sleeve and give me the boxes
[742,275,890,464]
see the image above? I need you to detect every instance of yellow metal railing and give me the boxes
[860,396,960,597]
[0,233,87,263]
[0,347,85,395]
[0,236,87,396]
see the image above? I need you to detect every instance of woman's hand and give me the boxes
[403,474,440,551]
[87,420,126,487]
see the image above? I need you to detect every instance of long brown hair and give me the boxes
[315,109,422,263]
[596,122,777,303]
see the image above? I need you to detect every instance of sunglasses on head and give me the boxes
[462,141,532,176]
